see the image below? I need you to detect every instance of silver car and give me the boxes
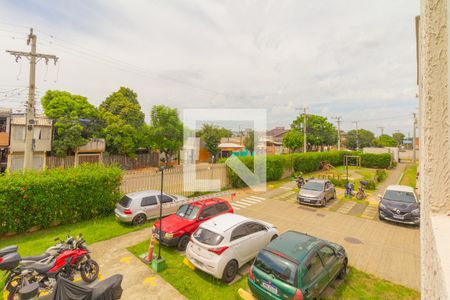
[115,190,188,225]
[298,179,336,207]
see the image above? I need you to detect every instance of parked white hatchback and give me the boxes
[186,213,278,283]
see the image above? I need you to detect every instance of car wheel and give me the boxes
[177,235,190,251]
[132,213,147,225]
[337,259,348,280]
[333,191,337,199]
[270,234,278,242]
[222,260,238,283]
[378,213,383,221]
[321,197,326,207]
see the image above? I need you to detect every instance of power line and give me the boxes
[332,116,342,150]
[295,107,308,153]
[352,121,360,150]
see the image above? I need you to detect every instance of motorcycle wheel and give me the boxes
[6,285,20,300]
[80,259,99,283]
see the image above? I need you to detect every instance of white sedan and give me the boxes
[185,213,278,283]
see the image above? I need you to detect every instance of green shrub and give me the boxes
[0,164,122,234]
[330,177,347,188]
[375,169,388,182]
[365,180,377,190]
[360,153,391,168]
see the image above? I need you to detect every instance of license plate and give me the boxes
[393,214,404,220]
[303,198,310,202]
[262,281,278,294]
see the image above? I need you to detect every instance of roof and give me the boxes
[11,114,52,126]
[386,185,415,193]
[267,231,322,262]
[267,127,288,137]
[190,197,226,207]
[201,213,249,232]
[218,143,244,149]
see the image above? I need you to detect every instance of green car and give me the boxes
[248,231,348,300]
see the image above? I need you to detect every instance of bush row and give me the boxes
[226,151,391,188]
[0,165,122,234]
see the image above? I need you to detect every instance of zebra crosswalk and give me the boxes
[230,195,266,210]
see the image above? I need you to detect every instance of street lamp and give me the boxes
[152,165,167,272]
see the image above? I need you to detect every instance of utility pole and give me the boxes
[352,121,360,150]
[413,113,417,162]
[332,116,342,150]
[296,107,308,153]
[6,28,58,171]
[377,126,385,136]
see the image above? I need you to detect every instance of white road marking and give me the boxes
[249,196,265,200]
[280,186,292,190]
[240,199,260,204]
[231,203,246,208]
[236,201,252,206]
[230,205,241,211]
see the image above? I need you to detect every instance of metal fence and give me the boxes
[46,152,160,170]
[121,163,230,195]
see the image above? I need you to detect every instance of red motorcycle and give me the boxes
[1,234,99,300]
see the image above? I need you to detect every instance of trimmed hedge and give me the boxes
[360,153,391,168]
[226,151,392,188]
[0,165,122,234]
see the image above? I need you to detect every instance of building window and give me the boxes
[0,118,6,133]
[13,127,25,140]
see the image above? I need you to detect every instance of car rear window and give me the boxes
[254,250,298,286]
[384,190,416,203]
[119,196,132,208]
[302,182,324,191]
[193,228,224,246]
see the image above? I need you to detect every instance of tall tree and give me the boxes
[41,90,100,156]
[99,87,146,155]
[282,130,303,153]
[291,114,337,150]
[346,129,375,150]
[244,130,255,155]
[392,132,405,145]
[198,124,222,161]
[373,134,398,147]
[99,87,145,129]
[149,105,183,164]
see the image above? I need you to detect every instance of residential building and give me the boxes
[7,113,53,172]
[0,108,11,171]
[417,0,450,297]
[266,126,288,143]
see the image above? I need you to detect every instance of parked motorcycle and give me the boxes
[1,234,99,300]
[295,175,305,188]
[20,235,77,266]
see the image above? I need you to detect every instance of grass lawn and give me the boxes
[0,216,149,297]
[128,241,247,300]
[400,164,417,188]
[129,241,419,300]
[326,267,420,300]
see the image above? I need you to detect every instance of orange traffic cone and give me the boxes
[145,235,155,263]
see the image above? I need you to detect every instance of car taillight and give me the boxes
[291,289,303,300]
[249,266,254,281]
[0,258,3,263]
[124,209,132,215]
[208,246,229,255]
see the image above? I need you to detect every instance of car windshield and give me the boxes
[302,182,324,191]
[384,190,416,203]
[254,250,298,286]
[119,196,132,208]
[176,204,200,220]
[193,228,224,246]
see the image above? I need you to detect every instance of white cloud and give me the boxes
[0,0,419,134]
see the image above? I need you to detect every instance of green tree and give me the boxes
[100,112,138,156]
[392,132,405,145]
[41,90,100,156]
[197,124,223,161]
[282,130,303,153]
[373,134,398,147]
[291,114,337,150]
[149,105,183,164]
[244,130,255,155]
[346,129,375,150]
[99,87,145,129]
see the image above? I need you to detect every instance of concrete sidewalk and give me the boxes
[88,229,186,300]
[368,163,407,204]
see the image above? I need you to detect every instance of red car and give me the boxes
[152,198,234,250]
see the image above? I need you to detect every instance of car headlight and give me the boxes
[411,208,420,215]
[380,203,386,210]
[165,233,174,239]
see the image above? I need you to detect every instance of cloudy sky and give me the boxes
[0,0,419,135]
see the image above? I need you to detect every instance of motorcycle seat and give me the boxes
[21,253,51,262]
[23,262,54,273]
[0,245,18,257]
